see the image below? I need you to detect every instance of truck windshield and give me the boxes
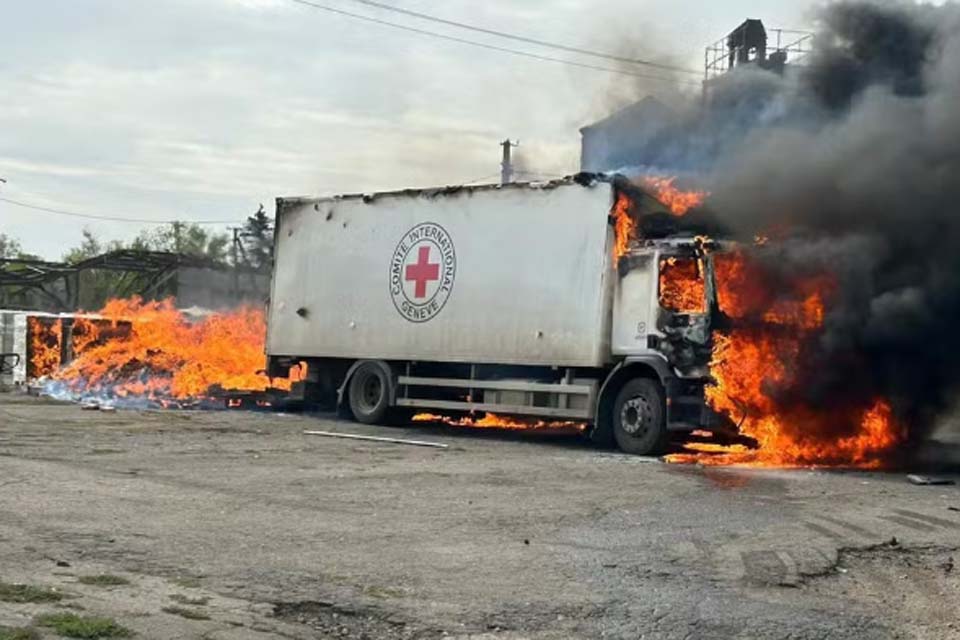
[659,256,706,314]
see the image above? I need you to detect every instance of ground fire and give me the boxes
[412,413,587,432]
[41,297,299,405]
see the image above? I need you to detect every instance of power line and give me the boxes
[286,0,702,87]
[0,196,239,225]
[337,0,702,75]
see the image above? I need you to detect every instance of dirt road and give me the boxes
[0,393,958,639]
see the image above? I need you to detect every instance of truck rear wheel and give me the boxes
[613,379,668,456]
[348,362,391,424]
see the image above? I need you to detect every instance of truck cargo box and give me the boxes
[268,180,616,368]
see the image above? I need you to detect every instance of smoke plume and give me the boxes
[701,1,960,449]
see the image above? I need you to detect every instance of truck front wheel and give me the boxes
[347,362,391,424]
[612,379,668,456]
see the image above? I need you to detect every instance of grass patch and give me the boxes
[362,585,405,599]
[0,582,63,604]
[168,594,209,606]
[160,606,210,621]
[35,614,131,639]
[169,577,201,589]
[0,626,41,640]
[77,575,129,588]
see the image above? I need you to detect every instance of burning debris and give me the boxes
[41,297,301,407]
[29,317,63,379]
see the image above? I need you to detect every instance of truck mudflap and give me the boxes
[664,376,736,434]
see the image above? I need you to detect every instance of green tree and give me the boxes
[62,229,121,264]
[0,233,22,259]
[135,222,229,263]
[240,205,274,270]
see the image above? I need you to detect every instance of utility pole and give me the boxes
[172,221,184,254]
[500,139,519,185]
[230,227,242,301]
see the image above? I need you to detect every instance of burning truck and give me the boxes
[31,169,903,467]
[265,174,728,456]
[27,1,948,470]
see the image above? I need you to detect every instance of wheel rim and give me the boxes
[620,395,652,438]
[357,371,384,413]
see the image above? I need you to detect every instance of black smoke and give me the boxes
[700,1,960,451]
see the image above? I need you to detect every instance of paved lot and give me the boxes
[0,393,958,639]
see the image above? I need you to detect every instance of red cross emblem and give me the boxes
[390,222,457,323]
[404,246,440,299]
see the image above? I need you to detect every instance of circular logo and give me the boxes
[389,222,457,323]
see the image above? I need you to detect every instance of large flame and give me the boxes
[611,191,636,260]
[659,257,706,314]
[667,251,902,468]
[610,177,709,261]
[50,297,296,401]
[640,176,709,216]
[28,318,63,379]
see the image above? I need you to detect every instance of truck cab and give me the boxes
[613,238,716,377]
[592,236,726,454]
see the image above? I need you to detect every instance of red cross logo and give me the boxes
[405,246,440,299]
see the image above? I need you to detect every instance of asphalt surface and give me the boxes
[0,392,958,639]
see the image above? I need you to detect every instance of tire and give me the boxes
[612,378,668,456]
[347,362,391,424]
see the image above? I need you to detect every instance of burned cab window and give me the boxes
[659,257,706,314]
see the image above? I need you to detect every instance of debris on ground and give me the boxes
[907,474,956,486]
[303,430,449,449]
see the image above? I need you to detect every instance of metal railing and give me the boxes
[704,28,813,81]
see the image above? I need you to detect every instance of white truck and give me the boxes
[266,174,725,455]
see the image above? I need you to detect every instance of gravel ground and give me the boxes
[0,392,958,639]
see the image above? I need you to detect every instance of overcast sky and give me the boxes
[0,0,815,259]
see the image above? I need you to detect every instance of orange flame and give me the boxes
[28,318,62,379]
[659,257,706,314]
[641,176,709,216]
[51,297,298,400]
[611,191,636,260]
[71,317,103,355]
[667,251,901,468]
[412,412,586,432]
